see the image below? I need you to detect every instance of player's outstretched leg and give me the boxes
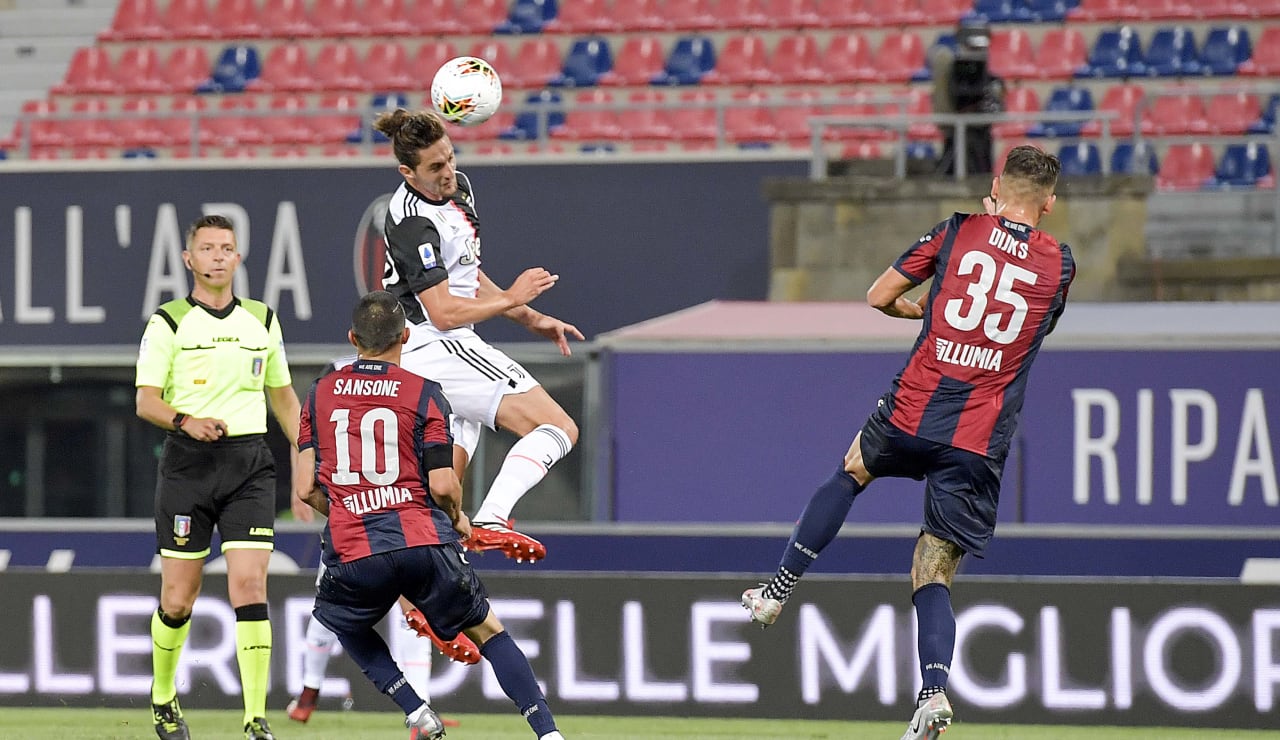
[900,690,953,740]
[465,519,547,563]
[288,614,340,722]
[741,470,863,627]
[394,608,461,733]
[468,422,575,563]
[480,630,563,739]
[333,621,445,739]
[405,607,481,664]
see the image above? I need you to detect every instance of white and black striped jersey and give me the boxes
[381,171,482,343]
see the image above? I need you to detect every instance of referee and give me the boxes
[135,214,301,740]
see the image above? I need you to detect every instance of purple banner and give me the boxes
[608,349,1280,526]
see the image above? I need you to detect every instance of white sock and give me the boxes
[474,424,573,523]
[302,616,338,689]
[392,614,433,703]
[539,732,565,740]
[406,702,429,723]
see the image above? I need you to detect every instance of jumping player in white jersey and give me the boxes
[371,108,583,562]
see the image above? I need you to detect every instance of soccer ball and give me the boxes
[430,56,503,127]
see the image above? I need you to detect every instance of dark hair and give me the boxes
[351,290,406,355]
[185,214,235,248]
[1002,145,1061,197]
[372,108,448,169]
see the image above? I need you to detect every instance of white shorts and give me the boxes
[401,331,539,458]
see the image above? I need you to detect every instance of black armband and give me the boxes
[172,413,189,435]
[423,445,453,471]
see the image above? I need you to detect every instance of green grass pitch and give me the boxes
[3,709,1278,739]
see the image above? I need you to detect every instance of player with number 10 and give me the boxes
[741,145,1074,740]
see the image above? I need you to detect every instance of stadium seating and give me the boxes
[1213,142,1273,187]
[770,33,825,84]
[114,46,167,95]
[71,98,119,149]
[1143,26,1202,76]
[454,0,510,34]
[994,84,1041,138]
[117,96,170,149]
[210,0,265,38]
[773,89,821,144]
[824,33,875,83]
[1027,86,1094,137]
[1069,0,1141,21]
[668,89,720,144]
[361,42,416,93]
[918,0,973,24]
[598,36,665,86]
[1206,92,1262,134]
[1080,26,1146,77]
[716,0,773,28]
[160,95,218,149]
[312,93,363,144]
[542,0,619,33]
[162,0,217,39]
[505,39,564,90]
[1058,142,1103,175]
[1156,142,1216,190]
[1082,83,1145,137]
[259,0,321,38]
[549,37,613,87]
[724,89,779,146]
[98,0,167,41]
[51,47,115,96]
[652,36,717,85]
[871,31,926,83]
[665,0,720,31]
[405,0,466,34]
[347,92,409,144]
[205,95,265,146]
[552,89,623,141]
[866,0,927,26]
[616,89,676,141]
[159,45,213,94]
[247,42,319,93]
[1238,27,1280,75]
[364,0,418,36]
[495,0,558,34]
[1200,25,1252,75]
[501,90,566,140]
[1110,140,1159,174]
[1249,94,1280,134]
[1143,91,1210,135]
[700,34,772,85]
[197,44,261,93]
[990,28,1038,80]
[413,41,460,82]
[762,0,825,28]
[611,0,667,31]
[312,42,367,92]
[1035,27,1089,79]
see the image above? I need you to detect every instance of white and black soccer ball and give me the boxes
[430,56,503,127]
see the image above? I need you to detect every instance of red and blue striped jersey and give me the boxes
[886,212,1075,460]
[299,359,458,565]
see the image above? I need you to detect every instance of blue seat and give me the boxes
[1213,142,1271,188]
[346,92,408,144]
[1111,141,1159,175]
[1023,0,1068,21]
[1080,27,1145,78]
[1200,25,1251,76]
[651,36,716,86]
[123,148,157,159]
[1144,26,1201,77]
[494,0,558,34]
[548,37,613,87]
[968,0,1020,22]
[1027,86,1094,137]
[1057,142,1102,175]
[906,141,938,160]
[195,44,261,94]
[1248,94,1280,134]
[500,90,565,140]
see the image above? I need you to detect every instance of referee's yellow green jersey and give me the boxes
[136,297,292,436]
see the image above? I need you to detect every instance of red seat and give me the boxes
[1157,143,1216,190]
[209,0,265,38]
[454,0,508,33]
[716,0,773,28]
[553,89,623,141]
[1193,0,1252,17]
[900,87,940,141]
[1206,92,1261,135]
[863,0,926,26]
[247,42,319,92]
[71,98,121,148]
[773,89,820,145]
[467,39,515,81]
[270,145,311,159]
[871,31,925,83]
[665,0,720,31]
[916,0,970,24]
[160,96,217,148]
[618,89,675,140]
[1083,83,1143,136]
[1144,92,1209,136]
[443,108,513,141]
[1034,28,1089,79]
[19,100,69,149]
[158,45,212,94]
[701,34,774,85]
[994,84,1041,138]
[259,0,322,37]
[362,42,417,92]
[822,91,892,142]
[762,0,824,27]
[668,90,719,142]
[406,0,467,34]
[115,46,168,94]
[598,36,665,86]
[611,0,668,31]
[313,41,367,91]
[989,29,1037,80]
[51,47,115,95]
[1129,0,1196,19]
[1069,0,1141,20]
[162,0,218,39]
[1239,27,1280,76]
[725,89,779,145]
[118,96,171,148]
[839,141,885,160]
[505,38,562,89]
[543,0,620,33]
[824,33,875,83]
[205,95,264,146]
[314,93,362,143]
[364,0,418,35]
[770,33,825,83]
[412,41,460,80]
[308,0,364,37]
[814,0,871,25]
[98,0,168,41]
[259,94,318,145]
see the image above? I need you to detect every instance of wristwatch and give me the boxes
[172,413,189,434]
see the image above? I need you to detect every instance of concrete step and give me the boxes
[0,35,82,64]
[0,7,114,37]
[15,0,117,9]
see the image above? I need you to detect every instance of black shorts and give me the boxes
[153,434,277,558]
[313,543,490,642]
[859,406,1005,557]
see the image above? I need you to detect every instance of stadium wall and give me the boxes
[0,571,1276,729]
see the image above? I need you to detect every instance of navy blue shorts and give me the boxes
[859,407,1005,557]
[312,543,489,641]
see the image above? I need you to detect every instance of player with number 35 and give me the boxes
[742,145,1075,740]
